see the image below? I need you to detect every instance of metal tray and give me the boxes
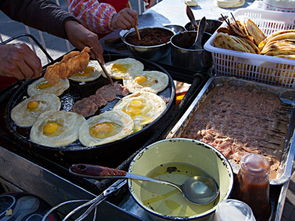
[167,76,295,185]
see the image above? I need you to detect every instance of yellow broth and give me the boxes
[140,162,216,217]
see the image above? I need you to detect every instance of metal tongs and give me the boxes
[41,180,126,221]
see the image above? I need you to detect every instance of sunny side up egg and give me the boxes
[79,110,134,146]
[27,77,70,96]
[113,92,166,132]
[30,110,86,147]
[123,71,169,93]
[104,58,144,79]
[69,60,102,82]
[11,93,61,127]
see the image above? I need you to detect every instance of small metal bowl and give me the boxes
[164,24,185,34]
[185,19,222,34]
[121,27,174,61]
[170,31,212,71]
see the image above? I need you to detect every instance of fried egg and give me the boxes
[113,92,166,132]
[30,110,86,147]
[79,110,134,146]
[11,93,61,127]
[27,77,70,96]
[123,71,169,93]
[104,58,144,79]
[69,60,102,82]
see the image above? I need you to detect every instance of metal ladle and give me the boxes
[186,6,207,49]
[70,164,220,205]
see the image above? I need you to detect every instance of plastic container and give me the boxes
[213,199,256,221]
[204,8,295,87]
[262,0,295,12]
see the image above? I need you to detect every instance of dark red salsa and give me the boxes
[125,28,173,46]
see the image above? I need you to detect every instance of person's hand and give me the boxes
[144,0,156,8]
[0,43,42,80]
[111,8,138,30]
[64,20,105,64]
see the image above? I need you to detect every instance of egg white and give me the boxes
[123,71,169,93]
[113,91,166,132]
[27,77,70,96]
[79,110,134,147]
[11,93,61,127]
[104,58,144,79]
[30,110,86,147]
[69,60,102,82]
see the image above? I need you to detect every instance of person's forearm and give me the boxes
[0,0,77,38]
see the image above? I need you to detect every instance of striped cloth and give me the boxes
[67,0,128,34]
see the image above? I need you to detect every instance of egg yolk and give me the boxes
[72,66,94,77]
[27,101,39,111]
[123,98,154,130]
[111,63,130,73]
[37,81,53,89]
[124,99,145,116]
[134,75,155,87]
[90,122,121,139]
[42,122,63,137]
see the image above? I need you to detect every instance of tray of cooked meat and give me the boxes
[167,76,295,185]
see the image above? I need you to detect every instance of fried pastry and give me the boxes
[243,19,266,46]
[213,33,253,53]
[259,30,295,49]
[44,47,91,84]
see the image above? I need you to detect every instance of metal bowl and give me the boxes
[170,31,212,72]
[164,24,185,34]
[128,138,233,221]
[185,19,222,34]
[121,27,174,61]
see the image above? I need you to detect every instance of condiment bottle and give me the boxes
[236,154,271,221]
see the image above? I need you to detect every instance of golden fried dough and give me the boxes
[213,33,252,52]
[44,47,91,84]
[243,19,266,45]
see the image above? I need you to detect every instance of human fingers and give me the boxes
[21,44,42,78]
[0,64,25,80]
[65,21,105,64]
[0,43,41,79]
[82,33,105,64]
[116,9,138,29]
[17,60,36,79]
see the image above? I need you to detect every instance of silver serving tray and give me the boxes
[167,76,295,185]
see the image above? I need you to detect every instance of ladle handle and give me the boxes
[186,6,198,30]
[69,164,181,190]
[195,16,206,46]
[70,164,127,177]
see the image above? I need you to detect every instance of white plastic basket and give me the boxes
[204,8,295,87]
